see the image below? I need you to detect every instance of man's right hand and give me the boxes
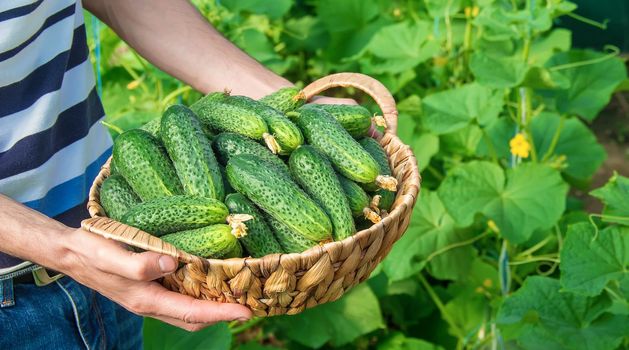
[55,227,252,331]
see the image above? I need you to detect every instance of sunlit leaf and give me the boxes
[590,172,629,225]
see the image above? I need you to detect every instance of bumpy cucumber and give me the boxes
[140,117,161,138]
[226,154,332,242]
[337,175,381,224]
[359,137,396,210]
[265,215,318,253]
[212,132,290,177]
[293,105,380,184]
[160,104,224,200]
[228,95,303,155]
[113,129,183,201]
[289,146,355,240]
[259,87,306,114]
[121,195,229,236]
[225,193,283,257]
[190,92,276,150]
[219,166,235,195]
[161,224,242,259]
[312,104,372,139]
[100,174,140,221]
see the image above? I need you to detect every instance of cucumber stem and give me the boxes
[292,90,307,102]
[262,133,282,154]
[376,175,398,192]
[363,207,382,224]
[226,214,254,238]
[369,195,382,214]
[373,115,387,128]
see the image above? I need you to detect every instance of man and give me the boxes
[0,1,352,348]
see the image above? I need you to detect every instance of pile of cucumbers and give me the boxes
[100,87,397,259]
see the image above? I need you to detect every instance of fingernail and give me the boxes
[236,317,249,322]
[159,255,177,273]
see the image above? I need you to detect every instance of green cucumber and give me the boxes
[140,117,161,138]
[121,195,229,237]
[109,158,118,175]
[113,129,183,201]
[312,104,372,139]
[160,104,224,200]
[259,87,306,114]
[226,154,332,242]
[190,92,277,151]
[292,105,380,184]
[225,193,283,257]
[100,174,140,221]
[212,132,290,177]
[337,175,381,224]
[289,146,355,240]
[228,95,303,155]
[359,137,396,210]
[219,166,235,195]
[265,215,318,253]
[161,224,242,259]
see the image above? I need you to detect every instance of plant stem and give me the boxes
[424,231,491,263]
[498,240,511,295]
[445,0,454,54]
[509,255,560,266]
[541,115,565,162]
[548,46,620,71]
[161,85,193,107]
[230,317,264,335]
[515,235,553,259]
[566,12,608,30]
[427,165,445,181]
[418,273,466,339]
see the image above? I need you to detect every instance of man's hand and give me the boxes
[58,227,252,331]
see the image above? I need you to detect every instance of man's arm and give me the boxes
[0,195,251,330]
[83,0,292,99]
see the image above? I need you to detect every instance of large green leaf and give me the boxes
[317,0,379,33]
[475,116,515,160]
[528,29,572,66]
[143,319,231,350]
[531,112,606,180]
[361,21,440,74]
[220,0,292,19]
[591,173,629,225]
[441,124,483,157]
[272,284,384,348]
[497,276,629,350]
[470,52,528,88]
[541,49,627,121]
[377,332,445,350]
[383,191,474,282]
[438,161,568,243]
[560,223,629,296]
[422,83,504,134]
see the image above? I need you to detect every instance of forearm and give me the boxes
[0,194,68,270]
[84,0,292,98]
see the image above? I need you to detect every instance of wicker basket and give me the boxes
[81,73,421,317]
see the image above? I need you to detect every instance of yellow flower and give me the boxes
[392,8,401,17]
[509,133,531,158]
[487,220,500,233]
[126,79,141,90]
[483,278,493,288]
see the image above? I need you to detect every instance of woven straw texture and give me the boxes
[81,73,421,317]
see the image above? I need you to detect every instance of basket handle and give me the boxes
[301,72,399,135]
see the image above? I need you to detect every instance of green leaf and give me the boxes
[317,0,379,33]
[541,49,628,121]
[233,29,292,74]
[441,124,483,157]
[383,191,474,282]
[475,116,515,160]
[236,342,281,350]
[423,0,461,18]
[143,319,231,350]
[377,332,445,350]
[438,162,568,243]
[531,112,606,180]
[470,52,528,88]
[283,16,329,52]
[361,21,440,74]
[422,83,504,134]
[591,172,629,225]
[528,29,572,66]
[220,0,292,19]
[413,133,439,171]
[497,276,629,350]
[560,223,629,296]
[272,284,384,348]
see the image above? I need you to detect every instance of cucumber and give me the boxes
[100,174,140,221]
[140,117,161,138]
[289,146,355,240]
[265,215,318,253]
[200,123,216,141]
[225,193,283,257]
[359,137,396,210]
[228,95,303,155]
[109,158,118,175]
[190,92,278,152]
[337,175,381,224]
[160,104,224,200]
[212,132,290,177]
[292,105,383,185]
[161,224,242,259]
[219,166,235,195]
[113,129,183,201]
[259,87,306,114]
[226,154,332,242]
[121,195,230,237]
[311,104,372,139]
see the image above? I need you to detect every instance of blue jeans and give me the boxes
[0,275,143,349]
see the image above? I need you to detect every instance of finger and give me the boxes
[145,282,252,324]
[368,123,383,138]
[308,96,357,105]
[88,236,178,281]
[149,315,212,332]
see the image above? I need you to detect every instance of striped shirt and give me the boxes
[0,0,112,269]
